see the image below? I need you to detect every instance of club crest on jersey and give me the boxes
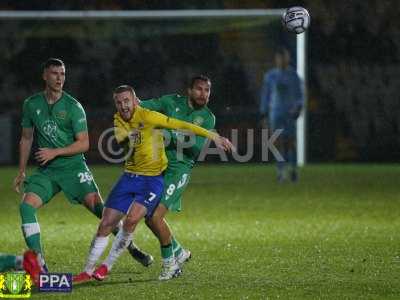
[36,109,41,115]
[193,116,204,126]
[43,120,58,141]
[128,129,142,146]
[56,111,67,119]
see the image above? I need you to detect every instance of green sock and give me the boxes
[20,202,42,254]
[160,244,173,260]
[172,236,183,257]
[0,254,18,272]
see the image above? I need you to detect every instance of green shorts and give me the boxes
[161,165,191,212]
[23,161,99,205]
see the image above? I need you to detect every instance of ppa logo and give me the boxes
[39,273,72,293]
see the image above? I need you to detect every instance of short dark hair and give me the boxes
[189,75,211,89]
[113,84,135,96]
[43,58,64,70]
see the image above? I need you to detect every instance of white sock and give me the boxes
[84,235,109,275]
[116,220,136,250]
[117,221,136,249]
[103,229,132,271]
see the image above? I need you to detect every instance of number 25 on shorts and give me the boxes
[77,172,93,184]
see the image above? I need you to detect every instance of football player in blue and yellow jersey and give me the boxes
[74,85,232,283]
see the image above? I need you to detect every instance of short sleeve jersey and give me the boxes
[21,91,88,168]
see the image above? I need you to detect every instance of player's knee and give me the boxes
[22,193,42,208]
[97,217,117,236]
[84,192,102,207]
[124,216,140,231]
[97,222,113,236]
[152,203,168,219]
[125,215,140,226]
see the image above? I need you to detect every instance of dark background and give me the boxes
[0,0,399,164]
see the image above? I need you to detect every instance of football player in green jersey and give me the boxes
[12,58,152,273]
[140,75,217,278]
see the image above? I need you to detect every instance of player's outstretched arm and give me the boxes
[144,110,234,152]
[34,132,89,165]
[14,127,34,193]
[183,116,215,158]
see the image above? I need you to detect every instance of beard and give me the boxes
[190,97,208,109]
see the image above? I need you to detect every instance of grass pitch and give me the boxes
[1,164,399,299]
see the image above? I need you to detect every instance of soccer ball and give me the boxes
[282,6,310,34]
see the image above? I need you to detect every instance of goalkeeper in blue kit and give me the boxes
[259,48,304,182]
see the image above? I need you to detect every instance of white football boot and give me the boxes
[176,249,192,266]
[158,258,182,281]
